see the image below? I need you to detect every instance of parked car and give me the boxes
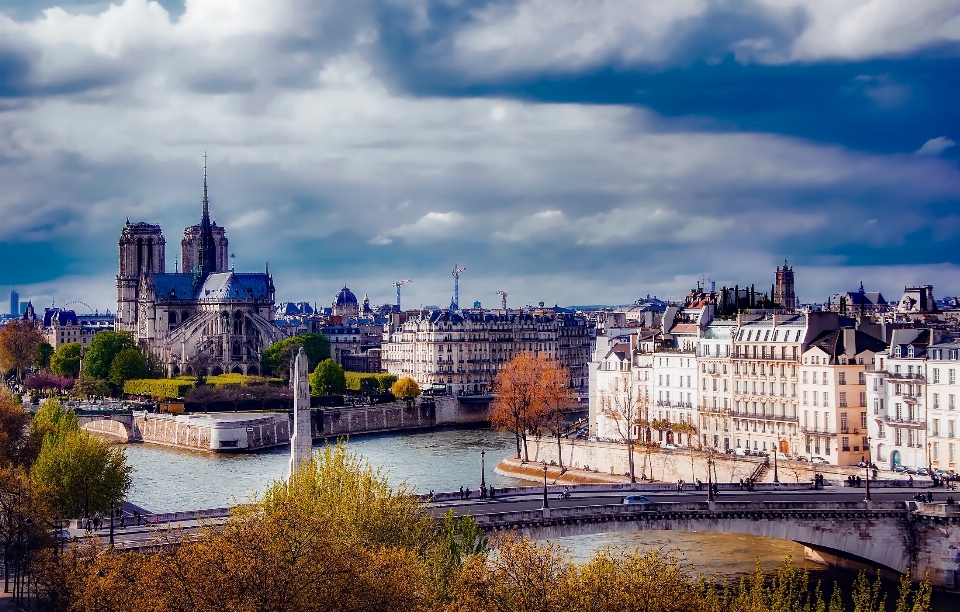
[905,468,918,475]
[795,456,809,462]
[916,468,929,476]
[664,444,677,450]
[620,495,654,504]
[893,465,906,473]
[776,453,790,461]
[810,456,829,465]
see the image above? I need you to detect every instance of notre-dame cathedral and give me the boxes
[116,159,282,376]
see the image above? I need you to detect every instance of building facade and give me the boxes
[926,341,960,473]
[381,308,593,396]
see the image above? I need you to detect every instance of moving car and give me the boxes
[620,495,654,504]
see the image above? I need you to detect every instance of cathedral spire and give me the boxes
[197,152,217,279]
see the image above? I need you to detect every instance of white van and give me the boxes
[810,456,829,465]
[735,448,747,457]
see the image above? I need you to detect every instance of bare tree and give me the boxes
[541,360,575,467]
[600,371,647,483]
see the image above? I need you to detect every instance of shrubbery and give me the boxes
[345,372,398,393]
[123,379,196,399]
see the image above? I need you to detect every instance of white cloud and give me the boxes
[917,136,957,156]
[370,212,467,245]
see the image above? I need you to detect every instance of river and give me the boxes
[122,427,954,610]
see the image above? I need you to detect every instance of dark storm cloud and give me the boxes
[2,0,960,310]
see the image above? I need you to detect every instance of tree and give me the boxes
[539,360,574,468]
[392,377,421,407]
[0,320,46,382]
[30,402,132,518]
[83,331,137,381]
[71,376,109,401]
[50,342,81,379]
[263,333,331,380]
[108,348,148,389]
[0,389,31,467]
[599,371,646,483]
[310,359,346,395]
[490,352,556,462]
[36,342,54,370]
[23,373,74,395]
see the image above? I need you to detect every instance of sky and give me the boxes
[2,0,960,313]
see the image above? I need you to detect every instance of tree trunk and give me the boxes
[556,431,563,468]
[514,431,522,459]
[627,441,636,483]
[521,432,529,462]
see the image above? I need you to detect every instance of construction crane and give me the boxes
[392,279,412,312]
[495,290,507,310]
[451,264,466,309]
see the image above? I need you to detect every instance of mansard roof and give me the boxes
[805,328,888,358]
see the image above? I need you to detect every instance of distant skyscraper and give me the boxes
[9,289,18,317]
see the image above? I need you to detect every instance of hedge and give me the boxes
[174,374,284,388]
[124,379,195,399]
[344,372,398,393]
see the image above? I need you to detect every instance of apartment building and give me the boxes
[381,308,593,396]
[799,328,886,465]
[925,340,960,473]
[866,329,935,471]
[697,321,735,451]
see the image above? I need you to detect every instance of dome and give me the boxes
[335,285,358,306]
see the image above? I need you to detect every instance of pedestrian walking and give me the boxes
[459,486,464,500]
[489,486,495,500]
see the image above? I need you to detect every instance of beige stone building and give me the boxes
[381,308,593,395]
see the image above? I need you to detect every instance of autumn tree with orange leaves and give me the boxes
[490,352,570,463]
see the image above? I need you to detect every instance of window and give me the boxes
[878,422,885,438]
[839,392,847,407]
[803,371,808,384]
[934,394,940,409]
[861,412,868,429]
[860,392,867,407]
[933,419,940,436]
[950,421,956,438]
[951,443,956,463]
[934,368,940,383]
[859,372,865,385]
[840,412,848,431]
[803,391,808,405]
[934,442,940,461]
[813,391,819,406]
[842,437,850,451]
[951,395,956,410]
[823,393,829,407]
[951,369,957,385]
[813,372,818,384]
[839,372,846,385]
[895,428,903,446]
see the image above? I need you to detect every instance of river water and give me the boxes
[122,427,953,610]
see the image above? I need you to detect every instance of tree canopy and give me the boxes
[36,342,54,370]
[108,348,148,388]
[490,352,567,462]
[392,377,421,405]
[83,331,137,381]
[29,400,131,518]
[262,333,330,379]
[50,342,82,378]
[0,319,46,382]
[310,358,347,396]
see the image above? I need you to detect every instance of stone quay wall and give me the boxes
[311,395,491,439]
[133,413,291,452]
[81,418,131,442]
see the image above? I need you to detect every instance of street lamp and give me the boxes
[480,450,486,492]
[707,450,714,502]
[864,436,872,502]
[541,461,549,510]
[774,436,781,483]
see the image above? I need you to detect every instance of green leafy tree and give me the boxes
[50,342,82,378]
[36,342,54,370]
[392,377,421,407]
[29,400,131,518]
[108,348,148,388]
[309,359,346,395]
[83,331,137,381]
[71,376,110,401]
[263,333,330,380]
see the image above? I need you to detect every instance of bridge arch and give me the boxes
[476,502,913,577]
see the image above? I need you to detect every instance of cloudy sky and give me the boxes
[2,0,960,313]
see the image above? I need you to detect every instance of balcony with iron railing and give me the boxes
[886,372,926,382]
[801,427,835,435]
[881,415,926,429]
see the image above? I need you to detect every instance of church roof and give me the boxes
[198,272,272,301]
[152,272,271,301]
[335,286,358,306]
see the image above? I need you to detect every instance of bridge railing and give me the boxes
[421,480,818,503]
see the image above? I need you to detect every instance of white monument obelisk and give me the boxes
[288,347,312,481]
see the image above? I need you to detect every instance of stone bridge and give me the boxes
[79,414,135,442]
[472,500,960,589]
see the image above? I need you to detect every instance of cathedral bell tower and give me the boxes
[117,220,165,332]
